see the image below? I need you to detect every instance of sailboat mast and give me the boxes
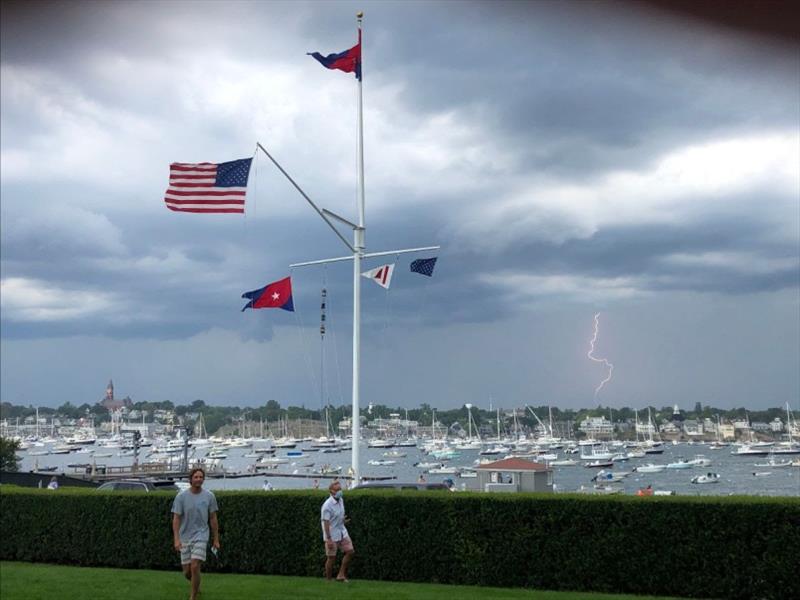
[320,287,328,438]
[351,12,366,485]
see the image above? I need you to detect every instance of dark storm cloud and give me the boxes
[362,1,799,179]
[1,0,798,409]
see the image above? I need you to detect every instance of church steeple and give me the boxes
[105,379,114,401]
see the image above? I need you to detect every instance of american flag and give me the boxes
[164,158,252,214]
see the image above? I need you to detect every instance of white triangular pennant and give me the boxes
[361,263,395,289]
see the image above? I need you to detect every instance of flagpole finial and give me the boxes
[356,11,363,20]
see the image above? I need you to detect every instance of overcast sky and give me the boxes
[1,0,798,412]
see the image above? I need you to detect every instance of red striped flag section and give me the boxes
[361,263,395,289]
[164,157,252,214]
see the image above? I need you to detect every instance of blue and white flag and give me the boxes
[410,257,437,277]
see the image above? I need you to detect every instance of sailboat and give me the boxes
[310,287,339,449]
[192,414,212,448]
[772,403,800,455]
[708,414,730,449]
[395,408,418,447]
[643,408,664,454]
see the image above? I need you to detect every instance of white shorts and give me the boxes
[180,541,207,564]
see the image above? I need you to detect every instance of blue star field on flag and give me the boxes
[410,257,437,277]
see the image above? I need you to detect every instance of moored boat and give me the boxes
[635,463,666,473]
[691,472,720,484]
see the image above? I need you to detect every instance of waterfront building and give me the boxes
[636,419,656,436]
[683,419,704,437]
[471,457,554,493]
[578,417,613,438]
[718,422,736,440]
[660,421,680,435]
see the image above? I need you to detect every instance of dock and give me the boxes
[60,463,396,483]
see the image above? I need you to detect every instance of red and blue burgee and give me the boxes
[241,276,294,312]
[308,30,362,80]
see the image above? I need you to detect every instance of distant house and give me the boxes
[718,422,736,440]
[660,421,680,435]
[579,417,613,438]
[683,419,704,437]
[636,420,656,436]
[770,418,784,433]
[471,457,553,493]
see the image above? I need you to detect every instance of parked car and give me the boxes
[95,479,178,492]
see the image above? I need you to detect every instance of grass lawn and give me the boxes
[0,561,685,600]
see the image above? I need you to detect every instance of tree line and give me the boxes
[1,400,792,438]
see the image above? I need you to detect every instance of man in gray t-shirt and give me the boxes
[172,468,219,600]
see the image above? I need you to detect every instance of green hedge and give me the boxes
[1,487,798,599]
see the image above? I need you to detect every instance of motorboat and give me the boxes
[691,472,720,484]
[273,438,298,449]
[257,456,288,464]
[314,465,342,475]
[415,461,443,469]
[549,459,578,466]
[753,457,793,468]
[367,459,396,466]
[635,463,666,473]
[666,459,693,469]
[688,455,712,467]
[731,445,771,456]
[591,469,629,483]
[584,460,614,468]
[427,466,459,474]
[367,439,394,448]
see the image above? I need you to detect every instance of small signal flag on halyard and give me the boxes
[362,264,394,289]
[164,158,252,214]
[410,257,437,277]
[308,30,362,80]
[241,276,294,312]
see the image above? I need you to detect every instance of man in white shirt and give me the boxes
[321,480,354,581]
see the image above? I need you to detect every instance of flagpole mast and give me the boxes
[261,12,440,485]
[351,10,365,485]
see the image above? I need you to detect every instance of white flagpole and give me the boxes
[260,11,440,486]
[351,11,365,485]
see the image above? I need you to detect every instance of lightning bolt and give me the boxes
[588,312,614,399]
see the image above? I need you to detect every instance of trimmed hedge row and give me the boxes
[1,486,798,599]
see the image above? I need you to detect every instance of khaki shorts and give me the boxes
[324,536,354,557]
[180,541,207,564]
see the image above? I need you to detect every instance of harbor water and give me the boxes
[16,441,800,496]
